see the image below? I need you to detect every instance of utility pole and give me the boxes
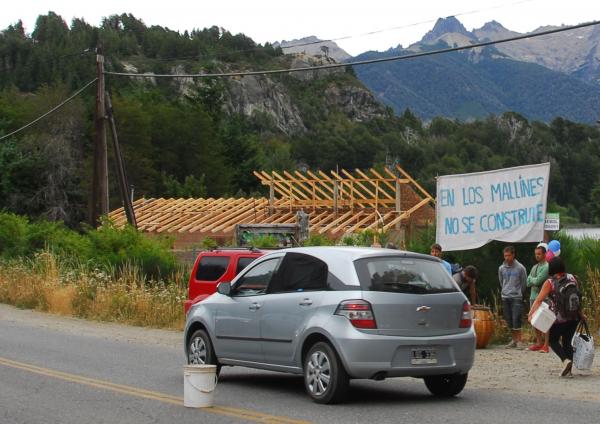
[91,46,109,226]
[105,91,137,228]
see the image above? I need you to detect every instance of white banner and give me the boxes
[436,163,550,251]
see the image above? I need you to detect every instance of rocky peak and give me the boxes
[274,36,352,62]
[480,20,508,32]
[421,16,473,43]
[473,20,518,41]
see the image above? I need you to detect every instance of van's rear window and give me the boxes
[354,256,458,294]
[196,256,230,281]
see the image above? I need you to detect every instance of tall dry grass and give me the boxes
[584,266,600,334]
[0,252,186,329]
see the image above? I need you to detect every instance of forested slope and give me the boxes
[2,13,600,227]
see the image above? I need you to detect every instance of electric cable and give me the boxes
[153,0,536,61]
[104,20,600,79]
[280,0,535,49]
[0,77,98,141]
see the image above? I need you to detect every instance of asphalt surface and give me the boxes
[1,305,598,424]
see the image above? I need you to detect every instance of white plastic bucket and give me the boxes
[183,364,217,408]
[531,302,556,333]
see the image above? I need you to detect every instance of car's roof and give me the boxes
[263,246,435,261]
[258,246,439,286]
[199,248,265,257]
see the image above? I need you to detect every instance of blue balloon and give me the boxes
[548,240,561,253]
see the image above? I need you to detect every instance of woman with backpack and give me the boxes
[528,257,585,377]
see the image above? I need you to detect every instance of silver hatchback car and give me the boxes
[184,247,476,403]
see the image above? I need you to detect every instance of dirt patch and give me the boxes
[469,345,600,402]
[2,303,598,402]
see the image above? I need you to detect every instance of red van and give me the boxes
[184,248,265,314]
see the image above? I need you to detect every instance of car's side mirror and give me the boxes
[217,282,231,296]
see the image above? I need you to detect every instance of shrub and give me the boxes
[302,233,334,246]
[200,237,218,250]
[26,219,91,260]
[0,212,28,257]
[85,219,178,280]
[248,234,280,248]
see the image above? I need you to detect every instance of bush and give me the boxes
[0,212,28,257]
[85,219,178,280]
[200,237,218,250]
[26,219,91,260]
[302,233,334,246]
[0,213,179,281]
[247,234,280,248]
[339,229,388,247]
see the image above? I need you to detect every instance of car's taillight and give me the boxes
[459,302,472,328]
[335,300,377,329]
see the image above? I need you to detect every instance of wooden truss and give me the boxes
[108,166,434,240]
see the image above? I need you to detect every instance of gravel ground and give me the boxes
[2,303,598,403]
[470,343,600,402]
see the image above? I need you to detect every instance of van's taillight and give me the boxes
[459,302,472,328]
[335,300,377,329]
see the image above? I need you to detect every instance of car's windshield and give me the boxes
[354,256,458,294]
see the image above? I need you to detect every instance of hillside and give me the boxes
[2,13,600,229]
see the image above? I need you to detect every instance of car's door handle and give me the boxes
[249,302,261,311]
[299,299,313,306]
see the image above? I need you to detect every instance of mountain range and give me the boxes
[278,17,600,123]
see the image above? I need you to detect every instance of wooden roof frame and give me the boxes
[108,166,434,240]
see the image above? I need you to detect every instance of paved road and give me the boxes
[1,305,598,424]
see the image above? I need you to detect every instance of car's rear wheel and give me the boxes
[424,373,468,397]
[187,329,221,375]
[304,342,349,404]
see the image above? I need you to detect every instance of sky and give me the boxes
[2,0,600,56]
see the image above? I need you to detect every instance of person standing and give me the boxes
[526,244,550,352]
[528,257,584,377]
[453,265,478,305]
[499,246,527,348]
[430,243,452,275]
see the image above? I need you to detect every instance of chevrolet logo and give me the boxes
[416,306,431,312]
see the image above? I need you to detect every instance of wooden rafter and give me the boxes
[109,166,434,240]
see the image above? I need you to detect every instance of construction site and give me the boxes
[108,165,435,249]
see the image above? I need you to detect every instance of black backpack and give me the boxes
[552,275,581,320]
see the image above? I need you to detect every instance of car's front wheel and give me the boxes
[187,329,221,374]
[304,342,349,404]
[424,373,468,397]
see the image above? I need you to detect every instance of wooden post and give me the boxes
[333,180,339,216]
[105,91,137,228]
[91,47,108,226]
[375,180,379,212]
[395,178,402,229]
[269,176,274,215]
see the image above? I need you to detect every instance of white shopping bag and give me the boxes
[572,320,595,370]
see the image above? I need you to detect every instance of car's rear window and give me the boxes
[195,256,230,281]
[354,256,458,294]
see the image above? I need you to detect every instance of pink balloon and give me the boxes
[545,250,555,262]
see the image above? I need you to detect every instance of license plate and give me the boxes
[411,348,437,365]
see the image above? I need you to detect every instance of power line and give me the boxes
[152,0,536,62]
[104,20,600,79]
[280,0,536,49]
[0,77,98,141]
